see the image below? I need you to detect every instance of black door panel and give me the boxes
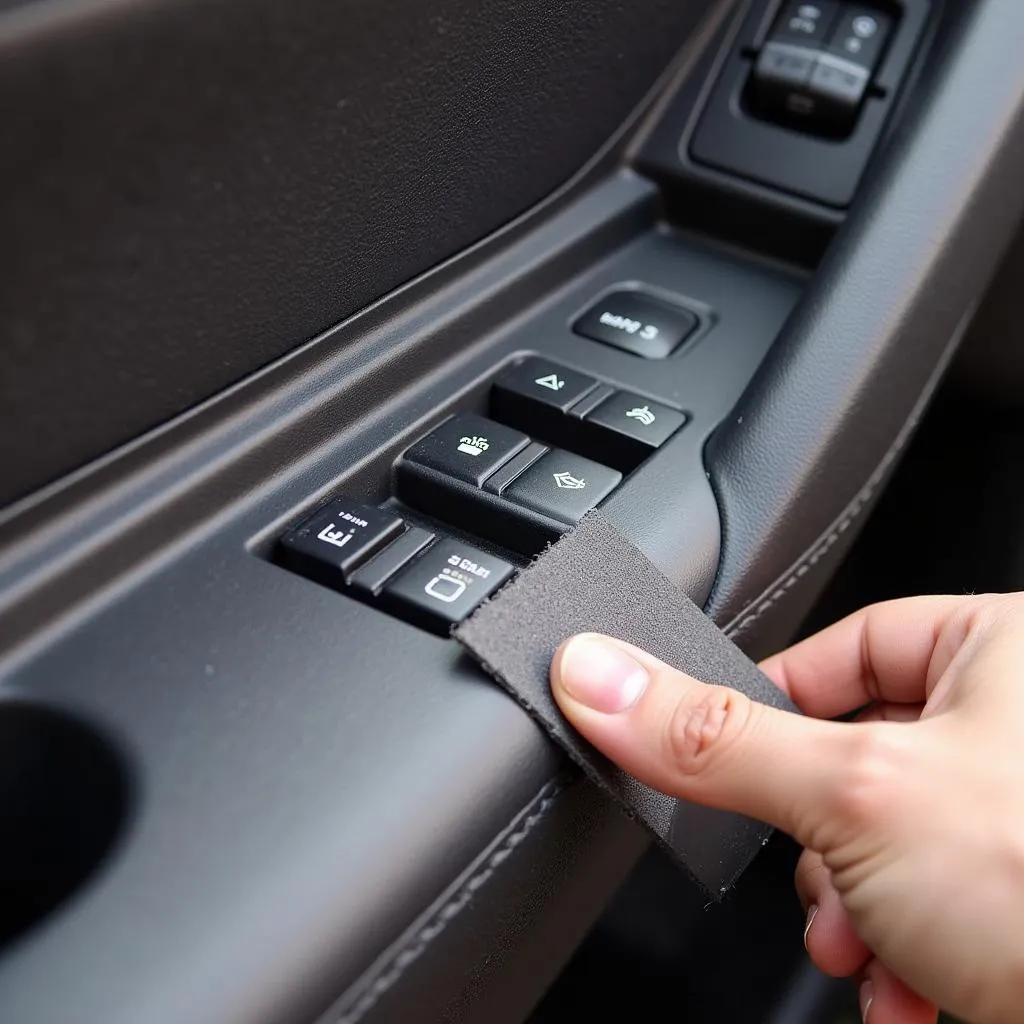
[2,0,1024,1021]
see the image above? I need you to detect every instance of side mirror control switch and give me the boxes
[748,2,893,137]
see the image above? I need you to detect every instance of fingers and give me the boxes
[861,959,939,1024]
[759,595,980,719]
[796,849,870,978]
[550,633,860,847]
[855,703,924,724]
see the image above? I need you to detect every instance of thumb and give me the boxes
[550,633,854,848]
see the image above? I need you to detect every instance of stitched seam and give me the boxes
[724,445,897,642]
[330,778,569,1024]
[723,323,970,643]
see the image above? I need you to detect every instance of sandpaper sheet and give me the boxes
[455,512,799,895]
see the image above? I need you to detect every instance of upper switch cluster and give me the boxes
[748,1,894,137]
[395,358,687,553]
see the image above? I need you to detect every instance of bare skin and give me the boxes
[549,594,1024,1024]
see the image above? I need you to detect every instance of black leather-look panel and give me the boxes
[0,0,714,508]
[0,177,803,1024]
[319,777,648,1024]
[704,0,1024,655]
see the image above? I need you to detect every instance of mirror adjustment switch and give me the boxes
[504,450,621,525]
[279,499,404,586]
[493,357,598,413]
[751,42,818,93]
[401,413,529,487]
[572,291,699,359]
[807,56,870,122]
[749,2,892,137]
[749,1,841,118]
[584,391,687,462]
[827,6,892,68]
[382,538,514,634]
[809,6,893,131]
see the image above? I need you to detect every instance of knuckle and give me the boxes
[794,854,830,906]
[664,684,753,780]
[833,725,912,827]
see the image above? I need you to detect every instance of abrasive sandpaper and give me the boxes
[455,512,799,895]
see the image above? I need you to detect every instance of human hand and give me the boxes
[549,594,1024,1024]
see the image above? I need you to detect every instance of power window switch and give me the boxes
[493,357,598,413]
[503,450,621,525]
[400,413,530,488]
[584,391,687,466]
[279,499,404,588]
[382,538,514,634]
[491,358,599,444]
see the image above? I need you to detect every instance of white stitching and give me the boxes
[332,779,568,1024]
[722,321,971,643]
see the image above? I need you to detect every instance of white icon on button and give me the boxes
[316,523,354,549]
[626,405,656,427]
[424,573,467,603]
[553,471,586,490]
[457,435,489,456]
[535,374,565,391]
[789,4,822,33]
[852,14,878,37]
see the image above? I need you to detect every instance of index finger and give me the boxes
[758,594,979,719]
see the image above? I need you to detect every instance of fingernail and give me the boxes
[558,636,649,714]
[859,980,874,1023]
[803,904,818,951]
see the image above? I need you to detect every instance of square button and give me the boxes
[503,450,621,525]
[493,358,598,413]
[573,291,699,359]
[401,413,530,487]
[383,538,514,634]
[585,391,687,450]
[279,499,404,585]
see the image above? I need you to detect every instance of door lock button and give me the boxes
[279,499,404,586]
[401,413,530,487]
[573,290,699,359]
[382,538,514,634]
[503,449,621,525]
